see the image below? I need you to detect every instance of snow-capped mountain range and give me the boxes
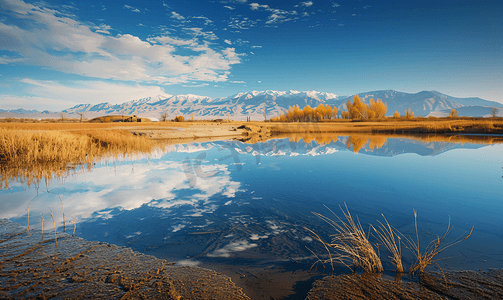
[2,90,502,120]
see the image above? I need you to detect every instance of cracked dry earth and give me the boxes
[0,219,249,300]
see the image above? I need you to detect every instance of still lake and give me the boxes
[1,134,502,298]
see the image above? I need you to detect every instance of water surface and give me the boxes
[2,135,502,299]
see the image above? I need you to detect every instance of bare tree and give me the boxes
[160,112,168,122]
[77,112,84,123]
[492,107,497,118]
[58,112,65,122]
[404,108,414,119]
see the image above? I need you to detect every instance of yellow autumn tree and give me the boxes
[347,95,370,120]
[369,98,388,118]
[315,104,326,121]
[449,109,459,118]
[270,103,338,122]
[293,105,304,121]
[303,105,315,121]
[393,111,400,119]
[330,104,338,119]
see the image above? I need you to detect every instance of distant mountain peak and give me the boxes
[3,89,502,120]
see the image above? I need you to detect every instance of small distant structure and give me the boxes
[123,115,142,122]
[89,115,151,123]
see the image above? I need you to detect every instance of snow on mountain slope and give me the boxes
[4,90,502,120]
[335,90,502,117]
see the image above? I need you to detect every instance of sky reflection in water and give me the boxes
[1,136,503,273]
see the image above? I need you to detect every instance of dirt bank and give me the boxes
[307,270,503,299]
[0,219,249,299]
[129,123,272,142]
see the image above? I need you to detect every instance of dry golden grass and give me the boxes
[0,128,154,189]
[0,121,191,131]
[266,119,503,134]
[371,215,403,273]
[403,210,473,275]
[308,207,473,275]
[306,205,383,273]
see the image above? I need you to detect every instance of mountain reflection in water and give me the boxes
[1,134,503,299]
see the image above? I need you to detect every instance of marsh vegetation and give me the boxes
[307,205,473,276]
[0,127,155,189]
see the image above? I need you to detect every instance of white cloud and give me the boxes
[0,0,242,85]
[171,11,185,20]
[182,83,209,88]
[332,2,340,7]
[224,6,235,10]
[224,39,232,45]
[123,4,140,13]
[191,16,213,26]
[228,17,258,29]
[230,81,245,83]
[250,3,269,10]
[93,23,112,34]
[0,95,70,111]
[0,55,25,64]
[296,1,313,7]
[249,3,298,24]
[15,79,169,109]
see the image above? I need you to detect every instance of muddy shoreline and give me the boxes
[2,219,503,299]
[0,219,249,299]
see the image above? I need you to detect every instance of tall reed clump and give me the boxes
[307,205,473,275]
[0,128,154,189]
[306,204,383,273]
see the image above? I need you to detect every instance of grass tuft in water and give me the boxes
[70,220,77,237]
[371,214,403,273]
[306,204,383,273]
[49,209,57,246]
[58,195,65,233]
[403,209,474,275]
[308,206,473,275]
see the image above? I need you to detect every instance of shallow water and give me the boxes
[1,135,503,299]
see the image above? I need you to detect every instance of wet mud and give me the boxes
[307,270,503,300]
[3,217,503,300]
[0,219,249,299]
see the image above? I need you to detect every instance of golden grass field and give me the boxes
[0,126,155,189]
[267,118,503,134]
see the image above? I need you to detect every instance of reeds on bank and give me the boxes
[0,128,154,189]
[308,205,473,275]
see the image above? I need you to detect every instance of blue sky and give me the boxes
[0,0,502,110]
